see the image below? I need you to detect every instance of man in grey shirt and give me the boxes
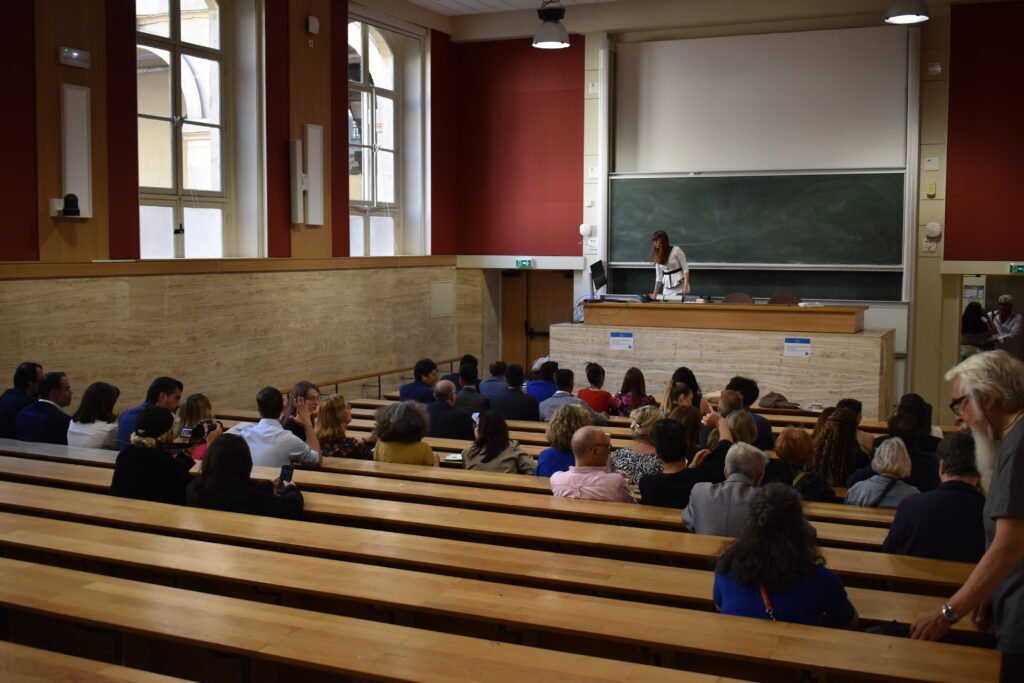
[682,443,766,536]
[911,351,1024,682]
[539,369,607,425]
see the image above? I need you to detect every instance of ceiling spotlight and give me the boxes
[533,0,569,50]
[885,0,930,25]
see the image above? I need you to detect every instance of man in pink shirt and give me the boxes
[550,426,636,503]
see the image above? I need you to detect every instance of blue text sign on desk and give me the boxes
[784,337,812,358]
[610,331,634,351]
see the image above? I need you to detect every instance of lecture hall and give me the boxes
[1,0,1023,681]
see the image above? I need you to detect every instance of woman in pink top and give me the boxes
[550,426,636,503]
[608,367,657,416]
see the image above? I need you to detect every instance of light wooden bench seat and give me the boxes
[0,640,189,682]
[0,513,995,681]
[0,481,972,630]
[0,458,968,591]
[0,558,721,683]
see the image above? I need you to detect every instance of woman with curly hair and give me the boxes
[714,483,858,627]
[812,407,869,487]
[373,401,435,466]
[536,404,593,477]
[610,405,664,486]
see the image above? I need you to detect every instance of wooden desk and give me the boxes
[584,301,867,334]
[0,515,994,681]
[0,640,187,682]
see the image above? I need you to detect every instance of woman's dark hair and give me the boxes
[812,407,861,485]
[896,393,933,441]
[811,406,835,441]
[650,419,688,463]
[72,381,120,424]
[190,433,253,506]
[962,301,988,335]
[665,405,700,454]
[135,407,175,439]
[585,362,605,388]
[717,483,824,589]
[650,230,670,265]
[619,367,647,408]
[375,401,429,443]
[670,367,702,404]
[285,380,319,419]
[473,410,510,463]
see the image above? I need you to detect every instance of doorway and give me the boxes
[500,270,575,370]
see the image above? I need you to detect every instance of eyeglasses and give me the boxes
[593,442,612,451]
[949,394,969,417]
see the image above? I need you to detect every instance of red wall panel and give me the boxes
[451,38,584,256]
[330,0,350,256]
[2,1,39,260]
[945,1,1024,261]
[430,30,459,255]
[107,0,140,259]
[265,0,291,257]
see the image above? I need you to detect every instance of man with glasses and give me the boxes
[911,351,1024,683]
[549,426,635,503]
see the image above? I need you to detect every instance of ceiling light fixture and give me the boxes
[885,0,930,25]
[533,0,569,50]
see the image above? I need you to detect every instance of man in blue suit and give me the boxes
[0,362,43,439]
[16,371,73,445]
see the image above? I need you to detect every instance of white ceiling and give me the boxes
[405,0,620,17]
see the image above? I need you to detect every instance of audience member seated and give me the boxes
[664,366,711,415]
[536,404,593,477]
[460,411,533,474]
[230,387,321,468]
[883,433,985,562]
[610,405,663,485]
[67,381,120,449]
[811,406,835,442]
[770,428,836,503]
[186,433,303,519]
[578,362,613,414]
[177,393,213,460]
[526,360,559,404]
[0,362,42,439]
[373,401,436,467]
[666,404,701,458]
[724,376,775,451]
[812,407,869,488]
[609,367,658,416]
[454,364,490,413]
[836,398,877,456]
[399,359,439,404]
[479,361,508,399]
[490,364,540,421]
[316,394,372,459]
[550,426,635,503]
[16,371,73,445]
[844,438,920,509]
[539,369,608,425]
[426,380,475,440]
[442,354,478,386]
[847,413,940,492]
[661,381,695,413]
[698,389,745,448]
[110,407,199,505]
[118,376,183,449]
[714,484,858,628]
[282,381,320,440]
[639,418,704,509]
[683,442,767,536]
[874,393,942,453]
[694,409,758,484]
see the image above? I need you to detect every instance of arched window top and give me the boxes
[368,27,394,90]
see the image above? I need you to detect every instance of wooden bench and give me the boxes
[0,480,972,630]
[0,640,188,682]
[0,557,720,683]
[0,513,996,681]
[0,457,967,592]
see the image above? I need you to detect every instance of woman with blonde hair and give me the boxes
[316,394,373,459]
[611,405,665,486]
[177,392,214,460]
[536,404,593,477]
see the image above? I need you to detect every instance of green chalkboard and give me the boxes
[609,173,904,265]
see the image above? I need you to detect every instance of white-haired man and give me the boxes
[682,442,766,537]
[989,295,1022,360]
[910,351,1024,682]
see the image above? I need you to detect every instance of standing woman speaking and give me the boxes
[650,230,690,299]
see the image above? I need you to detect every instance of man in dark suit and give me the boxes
[489,364,540,422]
[883,433,986,563]
[454,364,490,414]
[16,371,73,445]
[399,358,438,404]
[426,380,474,440]
[725,376,775,451]
[0,362,43,439]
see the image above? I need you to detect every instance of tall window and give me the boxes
[136,0,226,259]
[348,21,399,256]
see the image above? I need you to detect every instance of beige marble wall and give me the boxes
[455,269,500,372]
[0,266,491,411]
[551,323,894,420]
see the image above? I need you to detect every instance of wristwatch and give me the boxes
[941,602,959,622]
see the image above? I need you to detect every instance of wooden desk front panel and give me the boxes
[584,302,866,334]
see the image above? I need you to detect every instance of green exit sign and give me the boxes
[515,258,534,269]
[1011,264,1024,274]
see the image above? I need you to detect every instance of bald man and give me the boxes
[550,426,636,503]
[426,380,475,440]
